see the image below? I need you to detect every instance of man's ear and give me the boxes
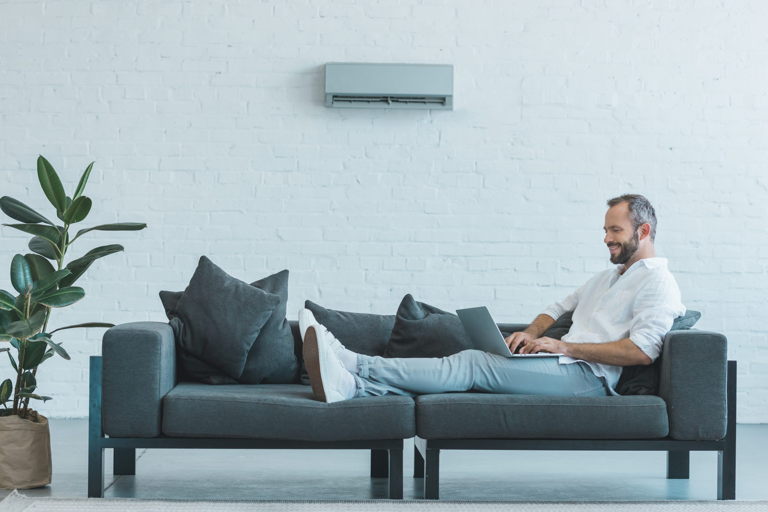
[638,223,652,240]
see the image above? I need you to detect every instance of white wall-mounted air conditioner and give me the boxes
[324,62,453,110]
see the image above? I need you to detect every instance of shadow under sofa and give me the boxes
[89,320,736,500]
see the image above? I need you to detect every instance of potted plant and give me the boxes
[0,156,146,489]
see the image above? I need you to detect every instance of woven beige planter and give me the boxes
[0,411,52,489]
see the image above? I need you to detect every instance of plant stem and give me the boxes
[12,339,26,415]
[22,223,70,414]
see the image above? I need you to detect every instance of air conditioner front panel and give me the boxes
[325,63,453,110]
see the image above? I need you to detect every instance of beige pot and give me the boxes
[0,411,52,489]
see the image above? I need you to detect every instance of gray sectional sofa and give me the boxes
[89,320,736,500]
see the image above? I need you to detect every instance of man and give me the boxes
[301,194,685,403]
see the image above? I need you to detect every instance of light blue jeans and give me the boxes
[353,349,610,397]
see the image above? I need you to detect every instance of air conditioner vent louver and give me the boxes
[331,95,448,107]
[325,63,453,110]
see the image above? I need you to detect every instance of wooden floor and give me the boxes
[2,420,767,501]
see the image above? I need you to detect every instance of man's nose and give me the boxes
[604,233,612,244]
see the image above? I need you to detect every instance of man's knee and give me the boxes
[451,349,487,363]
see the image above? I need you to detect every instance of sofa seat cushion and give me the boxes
[162,383,415,441]
[416,393,669,439]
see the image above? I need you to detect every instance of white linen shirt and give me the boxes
[541,257,685,393]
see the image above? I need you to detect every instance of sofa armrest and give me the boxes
[658,330,727,440]
[102,322,176,437]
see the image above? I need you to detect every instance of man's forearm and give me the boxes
[523,314,556,338]
[563,338,653,366]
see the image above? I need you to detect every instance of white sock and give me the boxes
[336,346,359,375]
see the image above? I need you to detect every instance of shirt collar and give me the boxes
[617,257,668,275]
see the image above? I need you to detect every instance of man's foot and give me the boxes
[303,325,357,403]
[298,308,359,373]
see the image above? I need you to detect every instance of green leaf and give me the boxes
[0,290,18,312]
[41,350,55,363]
[3,223,62,246]
[21,371,36,393]
[5,310,46,338]
[0,196,55,226]
[29,236,60,259]
[24,253,55,281]
[30,334,70,360]
[73,222,146,242]
[63,196,92,224]
[0,310,12,332]
[60,244,123,287]
[18,393,51,402]
[20,340,46,369]
[0,379,11,403]
[37,155,67,213]
[73,162,94,200]
[35,286,85,308]
[8,351,18,372]
[49,322,113,334]
[10,338,19,349]
[10,254,34,294]
[31,269,71,300]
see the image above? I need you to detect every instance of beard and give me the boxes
[608,232,639,265]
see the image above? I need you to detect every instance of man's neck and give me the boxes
[618,247,657,275]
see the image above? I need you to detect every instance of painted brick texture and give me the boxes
[0,1,766,422]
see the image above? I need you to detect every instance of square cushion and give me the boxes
[384,294,473,358]
[165,256,279,381]
[162,264,298,384]
[162,383,415,442]
[416,393,669,440]
[304,300,395,356]
[301,301,395,385]
[239,270,299,384]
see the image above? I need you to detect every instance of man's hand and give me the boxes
[504,332,534,354]
[518,336,567,355]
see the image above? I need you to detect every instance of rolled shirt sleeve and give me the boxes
[628,275,686,362]
[542,286,581,321]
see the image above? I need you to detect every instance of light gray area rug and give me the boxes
[2,491,767,512]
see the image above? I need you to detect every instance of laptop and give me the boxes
[456,306,563,358]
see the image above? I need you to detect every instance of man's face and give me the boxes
[603,202,640,265]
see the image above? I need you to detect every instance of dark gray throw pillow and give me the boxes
[300,301,395,385]
[305,300,395,356]
[161,290,235,384]
[170,256,280,381]
[239,269,299,384]
[383,294,474,358]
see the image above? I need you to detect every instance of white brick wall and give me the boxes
[1,0,766,422]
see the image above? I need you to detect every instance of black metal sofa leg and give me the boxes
[667,450,690,479]
[88,442,104,498]
[371,449,389,478]
[718,360,737,500]
[388,448,403,499]
[423,447,440,500]
[114,447,136,475]
[414,447,424,478]
[88,356,104,498]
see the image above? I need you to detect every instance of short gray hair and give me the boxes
[607,194,657,241]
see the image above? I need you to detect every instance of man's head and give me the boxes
[604,194,657,266]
